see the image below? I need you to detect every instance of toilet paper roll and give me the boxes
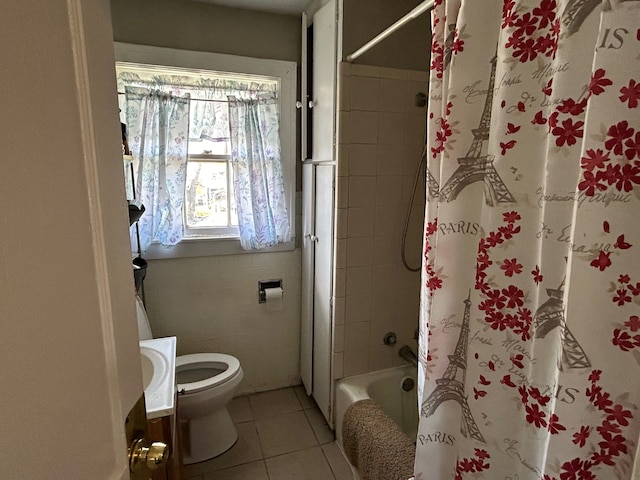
[264,287,283,312]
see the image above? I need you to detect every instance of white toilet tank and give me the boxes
[135,295,153,341]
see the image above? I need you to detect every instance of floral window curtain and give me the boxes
[124,87,190,250]
[117,70,276,148]
[228,93,291,250]
[416,0,640,479]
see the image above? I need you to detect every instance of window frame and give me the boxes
[184,153,238,238]
[114,42,297,258]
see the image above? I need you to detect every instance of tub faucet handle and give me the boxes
[399,345,419,368]
[383,332,397,346]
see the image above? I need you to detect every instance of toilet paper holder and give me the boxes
[258,279,283,303]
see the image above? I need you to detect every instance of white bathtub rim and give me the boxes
[334,364,417,448]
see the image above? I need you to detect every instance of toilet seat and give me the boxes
[176,353,241,394]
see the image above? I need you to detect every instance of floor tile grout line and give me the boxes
[319,445,340,480]
[210,412,318,471]
[252,420,267,463]
[248,386,305,421]
[187,442,347,477]
[261,441,326,461]
[303,408,324,446]
[261,437,327,462]
[262,445,342,480]
[187,387,344,478]
[203,459,269,479]
[245,396,269,463]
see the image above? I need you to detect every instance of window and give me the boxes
[185,152,238,237]
[114,43,296,258]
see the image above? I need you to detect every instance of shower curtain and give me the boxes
[416,0,640,479]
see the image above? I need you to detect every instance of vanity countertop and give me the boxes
[139,336,176,419]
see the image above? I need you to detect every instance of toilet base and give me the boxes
[180,407,238,464]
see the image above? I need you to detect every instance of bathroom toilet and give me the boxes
[136,296,244,464]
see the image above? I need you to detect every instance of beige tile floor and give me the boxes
[183,386,355,480]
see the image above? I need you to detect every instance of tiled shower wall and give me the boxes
[333,62,428,379]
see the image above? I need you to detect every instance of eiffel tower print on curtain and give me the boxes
[533,279,591,370]
[430,55,515,206]
[421,293,485,443]
[562,0,640,37]
[562,0,601,36]
[426,167,441,200]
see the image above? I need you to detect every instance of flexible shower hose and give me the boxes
[401,143,429,272]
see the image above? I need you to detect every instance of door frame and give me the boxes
[1,1,143,477]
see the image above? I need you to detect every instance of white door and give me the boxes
[0,1,143,478]
[311,0,338,163]
[311,164,335,424]
[302,0,338,424]
[301,161,336,422]
[300,162,315,395]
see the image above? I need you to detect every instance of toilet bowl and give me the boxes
[176,353,243,463]
[135,296,244,464]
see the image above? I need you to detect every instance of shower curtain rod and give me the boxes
[345,0,435,63]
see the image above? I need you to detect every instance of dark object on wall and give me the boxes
[128,199,145,226]
[133,256,147,294]
[121,121,131,155]
[123,120,146,301]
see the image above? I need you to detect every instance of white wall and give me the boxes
[144,250,302,395]
[110,1,304,396]
[110,0,301,63]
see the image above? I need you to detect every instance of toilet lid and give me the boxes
[175,353,241,394]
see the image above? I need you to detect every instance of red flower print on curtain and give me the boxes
[416,1,640,479]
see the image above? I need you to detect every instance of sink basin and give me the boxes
[141,345,168,391]
[139,337,176,419]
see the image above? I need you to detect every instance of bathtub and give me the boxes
[335,365,419,449]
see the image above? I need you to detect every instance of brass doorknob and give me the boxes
[128,437,169,472]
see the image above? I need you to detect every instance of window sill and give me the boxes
[141,236,296,260]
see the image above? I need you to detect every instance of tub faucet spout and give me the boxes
[399,345,418,368]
